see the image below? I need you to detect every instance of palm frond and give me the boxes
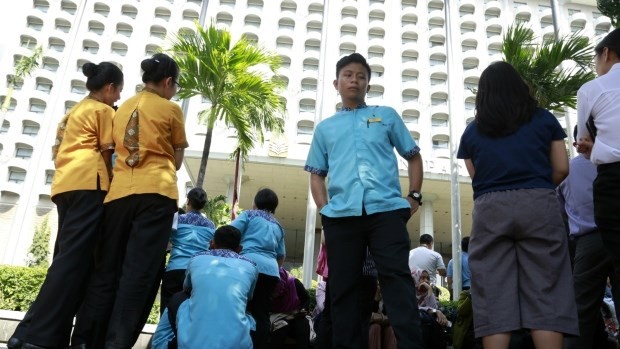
[502,23,595,111]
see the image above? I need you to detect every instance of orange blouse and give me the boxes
[105,90,188,204]
[51,97,114,197]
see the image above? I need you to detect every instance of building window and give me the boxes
[1,97,17,111]
[121,5,138,19]
[27,16,44,31]
[432,138,449,149]
[308,3,323,15]
[117,23,133,37]
[1,121,9,134]
[216,12,233,27]
[83,40,99,54]
[300,99,316,112]
[280,1,297,12]
[29,99,46,113]
[301,78,317,91]
[247,0,263,9]
[15,144,33,159]
[150,25,167,39]
[34,0,49,13]
[94,2,110,17]
[22,121,40,136]
[111,42,128,56]
[55,19,71,33]
[42,57,59,72]
[88,20,105,35]
[276,36,293,49]
[340,43,356,56]
[20,35,37,49]
[183,9,200,21]
[61,0,77,15]
[8,168,27,184]
[65,101,77,113]
[70,80,87,94]
[155,7,171,20]
[45,170,54,185]
[49,37,65,52]
[145,44,161,56]
[303,58,318,72]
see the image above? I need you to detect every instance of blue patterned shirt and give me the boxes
[178,211,215,229]
[305,105,420,217]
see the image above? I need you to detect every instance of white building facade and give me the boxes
[0,0,611,267]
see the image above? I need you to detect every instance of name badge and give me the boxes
[368,117,382,123]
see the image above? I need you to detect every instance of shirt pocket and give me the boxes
[364,119,392,145]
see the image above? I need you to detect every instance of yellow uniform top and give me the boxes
[105,89,188,204]
[51,97,114,198]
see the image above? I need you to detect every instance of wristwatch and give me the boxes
[408,190,423,205]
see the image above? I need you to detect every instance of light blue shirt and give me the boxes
[166,223,215,271]
[305,104,420,217]
[556,155,598,238]
[152,307,181,349]
[231,210,286,277]
[447,252,471,288]
[178,250,258,349]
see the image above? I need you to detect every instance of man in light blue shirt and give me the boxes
[305,53,424,349]
[152,225,258,349]
[558,127,619,349]
[447,237,471,292]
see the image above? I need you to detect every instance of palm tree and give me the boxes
[168,22,286,188]
[1,45,43,126]
[501,23,595,112]
[201,194,235,227]
[598,0,620,28]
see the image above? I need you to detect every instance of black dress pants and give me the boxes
[249,273,280,349]
[594,161,620,319]
[71,194,176,349]
[321,208,424,349]
[160,269,186,316]
[565,232,619,349]
[11,189,106,348]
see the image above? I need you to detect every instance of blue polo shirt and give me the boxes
[178,249,258,349]
[231,209,286,277]
[166,211,216,271]
[304,104,420,217]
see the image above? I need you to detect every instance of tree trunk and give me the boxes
[195,125,214,189]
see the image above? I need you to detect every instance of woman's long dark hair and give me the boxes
[475,61,538,137]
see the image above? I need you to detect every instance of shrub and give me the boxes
[26,217,51,268]
[0,265,47,311]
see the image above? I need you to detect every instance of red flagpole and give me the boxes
[231,147,241,220]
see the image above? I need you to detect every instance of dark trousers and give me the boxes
[72,194,176,349]
[594,161,620,320]
[565,232,619,349]
[317,275,378,349]
[160,269,186,316]
[12,189,106,348]
[321,208,424,349]
[270,316,311,349]
[249,273,280,349]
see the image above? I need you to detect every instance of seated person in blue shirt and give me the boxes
[231,188,286,349]
[160,187,215,314]
[152,225,259,349]
[304,53,425,348]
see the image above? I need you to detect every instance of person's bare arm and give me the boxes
[102,150,114,180]
[464,159,475,179]
[550,140,569,185]
[310,174,328,210]
[406,153,424,215]
[174,148,185,171]
[437,268,447,277]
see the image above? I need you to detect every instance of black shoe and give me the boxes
[7,337,23,349]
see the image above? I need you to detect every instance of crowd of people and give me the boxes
[6,27,620,349]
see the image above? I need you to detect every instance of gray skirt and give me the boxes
[469,188,579,338]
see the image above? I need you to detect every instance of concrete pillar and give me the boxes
[419,194,437,239]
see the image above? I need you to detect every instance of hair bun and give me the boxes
[141,58,159,74]
[82,62,98,78]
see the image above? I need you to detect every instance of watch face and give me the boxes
[411,192,421,199]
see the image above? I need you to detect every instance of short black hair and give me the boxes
[461,236,470,253]
[420,234,433,245]
[336,53,372,80]
[595,28,620,58]
[254,188,279,214]
[187,188,207,210]
[82,62,124,92]
[141,53,179,84]
[475,61,538,138]
[213,225,242,250]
